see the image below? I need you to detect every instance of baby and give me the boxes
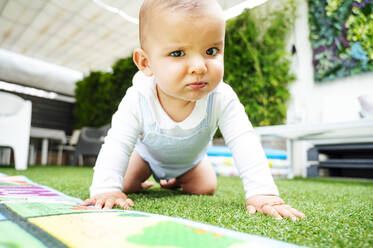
[82,0,305,221]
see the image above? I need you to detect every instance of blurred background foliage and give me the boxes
[74,0,297,128]
[308,0,373,82]
[224,0,296,127]
[74,57,137,128]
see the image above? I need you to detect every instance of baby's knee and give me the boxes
[184,181,217,195]
[200,184,217,195]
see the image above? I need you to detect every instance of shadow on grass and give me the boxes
[128,187,188,200]
[128,186,245,210]
[0,164,15,168]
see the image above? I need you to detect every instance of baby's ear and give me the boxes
[133,48,153,77]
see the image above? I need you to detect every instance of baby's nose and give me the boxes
[188,56,207,74]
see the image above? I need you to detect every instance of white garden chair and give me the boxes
[0,91,32,170]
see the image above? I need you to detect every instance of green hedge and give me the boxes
[224,0,296,126]
[73,57,137,128]
[74,0,296,128]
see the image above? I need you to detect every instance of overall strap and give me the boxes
[206,92,215,116]
[204,92,215,125]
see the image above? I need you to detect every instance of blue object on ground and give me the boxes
[264,148,287,160]
[207,146,233,157]
[207,146,287,160]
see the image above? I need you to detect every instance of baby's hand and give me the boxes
[81,192,134,210]
[246,195,305,221]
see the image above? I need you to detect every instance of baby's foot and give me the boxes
[141,181,154,189]
[160,178,180,189]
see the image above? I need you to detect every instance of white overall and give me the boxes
[135,93,216,182]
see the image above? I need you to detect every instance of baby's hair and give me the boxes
[139,0,219,49]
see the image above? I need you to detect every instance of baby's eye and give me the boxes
[169,50,185,57]
[206,47,219,56]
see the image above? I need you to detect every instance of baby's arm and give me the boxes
[217,86,305,220]
[227,130,304,220]
[85,87,142,209]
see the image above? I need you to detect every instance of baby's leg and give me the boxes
[122,151,153,194]
[177,158,217,195]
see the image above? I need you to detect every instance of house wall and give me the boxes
[288,0,373,126]
[285,0,373,176]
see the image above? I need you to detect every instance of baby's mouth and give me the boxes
[187,82,208,89]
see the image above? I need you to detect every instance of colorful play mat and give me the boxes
[0,173,303,248]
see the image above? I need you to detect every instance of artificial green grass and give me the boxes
[1,165,372,248]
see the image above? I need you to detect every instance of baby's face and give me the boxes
[143,7,225,103]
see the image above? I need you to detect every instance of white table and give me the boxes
[254,119,373,178]
[30,127,67,165]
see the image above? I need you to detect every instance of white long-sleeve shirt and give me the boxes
[90,72,279,199]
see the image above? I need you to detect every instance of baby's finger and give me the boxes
[116,198,133,210]
[284,205,306,219]
[126,198,134,207]
[81,198,94,206]
[122,202,131,210]
[95,199,104,209]
[115,198,128,209]
[103,199,115,209]
[261,205,282,220]
[274,205,297,221]
[246,205,256,215]
[123,199,134,209]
